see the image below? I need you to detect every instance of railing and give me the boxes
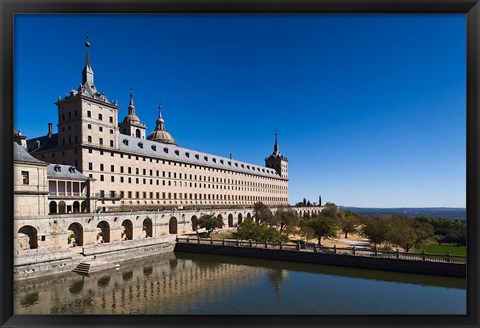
[49,192,88,197]
[176,237,466,264]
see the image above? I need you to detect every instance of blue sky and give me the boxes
[14,14,466,208]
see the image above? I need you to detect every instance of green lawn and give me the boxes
[209,232,235,240]
[413,243,466,256]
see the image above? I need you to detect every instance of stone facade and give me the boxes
[25,39,289,212]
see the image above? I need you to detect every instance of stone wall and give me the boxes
[174,243,466,278]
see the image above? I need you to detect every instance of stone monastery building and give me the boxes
[22,40,289,213]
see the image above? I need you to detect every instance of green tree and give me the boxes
[338,210,359,238]
[360,216,390,248]
[253,202,274,225]
[274,207,299,233]
[234,219,287,243]
[198,214,224,236]
[387,215,434,252]
[300,211,338,245]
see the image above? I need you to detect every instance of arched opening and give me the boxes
[81,201,88,213]
[58,201,66,214]
[191,216,198,231]
[49,201,57,214]
[143,217,153,238]
[67,222,83,246]
[169,217,177,234]
[97,221,110,243]
[18,225,38,249]
[135,129,141,138]
[73,201,80,213]
[247,212,252,220]
[121,220,133,240]
[228,214,234,227]
[238,213,243,225]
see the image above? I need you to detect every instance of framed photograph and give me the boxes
[1,1,479,327]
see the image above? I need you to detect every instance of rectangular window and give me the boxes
[100,175,104,181]
[128,191,132,198]
[128,167,132,174]
[88,162,93,170]
[111,176,115,182]
[110,140,114,147]
[87,110,91,118]
[128,177,131,183]
[100,164,104,171]
[88,136,92,143]
[98,113,103,120]
[88,148,93,154]
[150,192,153,199]
[110,165,114,172]
[100,190,105,198]
[120,176,124,183]
[109,116,113,123]
[110,129,113,134]
[99,126,103,132]
[120,166,124,173]
[99,138,103,145]
[21,171,29,184]
[120,191,124,198]
[87,124,92,129]
[136,192,140,199]
[136,178,139,184]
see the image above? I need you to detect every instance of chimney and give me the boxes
[48,123,53,138]
[14,130,27,148]
[229,153,232,159]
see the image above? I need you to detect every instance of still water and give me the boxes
[14,252,466,315]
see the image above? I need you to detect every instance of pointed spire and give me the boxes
[82,32,94,86]
[156,103,165,130]
[273,129,279,155]
[129,89,135,111]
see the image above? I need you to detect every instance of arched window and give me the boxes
[18,225,38,249]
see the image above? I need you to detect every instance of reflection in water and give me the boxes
[14,251,466,315]
[267,269,289,300]
[20,292,39,307]
[68,278,84,295]
[97,276,110,288]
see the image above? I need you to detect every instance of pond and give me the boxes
[14,251,466,314]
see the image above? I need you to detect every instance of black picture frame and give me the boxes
[1,1,478,327]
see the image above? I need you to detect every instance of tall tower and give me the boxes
[53,37,120,169]
[119,90,147,138]
[265,130,288,179]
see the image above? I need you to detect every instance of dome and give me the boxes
[147,130,177,145]
[147,105,177,145]
[124,113,140,123]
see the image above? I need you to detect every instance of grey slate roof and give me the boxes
[27,134,59,153]
[118,135,282,179]
[14,143,47,165]
[47,164,89,181]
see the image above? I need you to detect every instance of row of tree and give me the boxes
[194,202,466,252]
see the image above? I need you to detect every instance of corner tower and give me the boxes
[265,130,288,179]
[52,37,120,169]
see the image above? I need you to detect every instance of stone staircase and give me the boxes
[72,259,116,275]
[73,262,91,275]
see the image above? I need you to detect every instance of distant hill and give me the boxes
[338,206,466,221]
